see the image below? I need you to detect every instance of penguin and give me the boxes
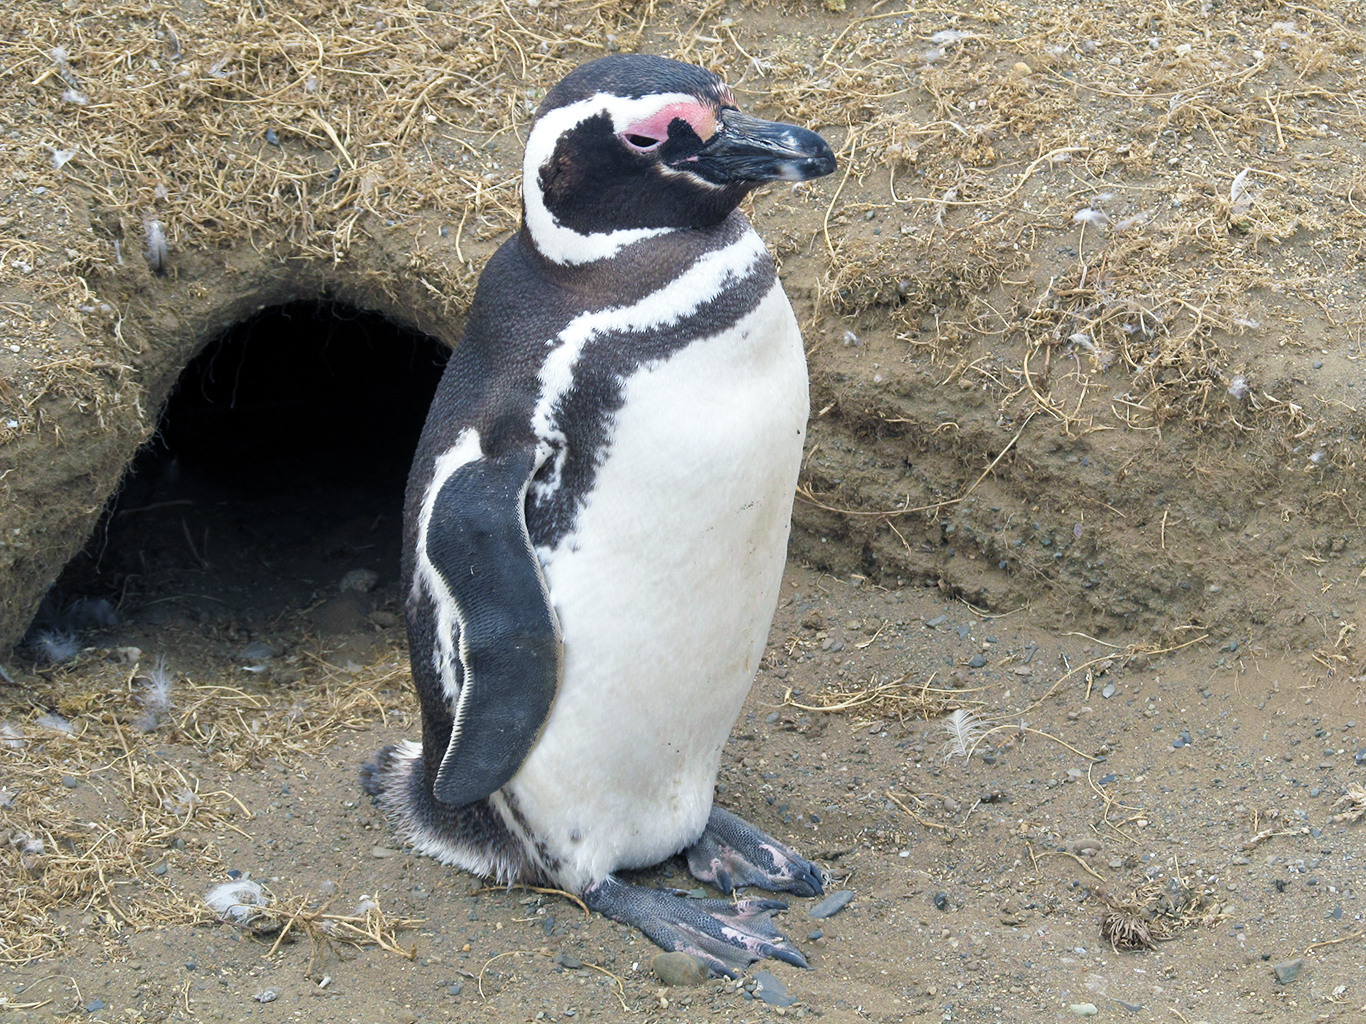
[363,53,836,976]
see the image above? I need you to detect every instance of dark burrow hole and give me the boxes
[24,301,450,658]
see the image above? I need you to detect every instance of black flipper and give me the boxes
[583,877,809,978]
[423,443,562,807]
[686,807,825,897]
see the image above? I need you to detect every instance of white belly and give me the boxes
[508,279,808,890]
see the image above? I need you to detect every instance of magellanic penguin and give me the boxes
[363,54,836,976]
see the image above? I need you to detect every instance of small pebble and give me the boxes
[554,952,583,969]
[85,999,105,1013]
[807,929,823,941]
[968,654,986,668]
[254,989,278,1003]
[653,951,708,986]
[809,890,855,919]
[1068,1004,1098,1016]
[62,775,78,788]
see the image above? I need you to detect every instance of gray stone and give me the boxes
[652,952,708,986]
[809,889,855,919]
[1272,958,1303,984]
[753,970,796,1007]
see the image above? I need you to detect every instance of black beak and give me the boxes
[681,108,837,185]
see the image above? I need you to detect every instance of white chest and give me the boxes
[506,277,808,889]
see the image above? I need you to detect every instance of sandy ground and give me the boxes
[2,541,1363,1022]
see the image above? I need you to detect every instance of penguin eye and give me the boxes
[621,132,663,152]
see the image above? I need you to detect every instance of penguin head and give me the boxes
[522,55,836,265]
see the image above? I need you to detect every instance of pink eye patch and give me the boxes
[620,102,717,150]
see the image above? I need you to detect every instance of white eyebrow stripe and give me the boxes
[522,92,702,265]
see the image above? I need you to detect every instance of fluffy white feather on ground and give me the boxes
[204,880,280,935]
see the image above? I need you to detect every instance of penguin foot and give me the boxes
[686,807,825,897]
[583,877,808,978]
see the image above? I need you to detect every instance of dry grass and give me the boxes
[1095,861,1219,952]
[1,0,1363,446]
[784,0,1366,440]
[1099,900,1163,952]
[0,0,636,447]
[783,672,983,725]
[255,891,422,980]
[0,646,410,964]
[1328,783,1366,825]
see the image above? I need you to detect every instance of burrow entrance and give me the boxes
[26,302,450,660]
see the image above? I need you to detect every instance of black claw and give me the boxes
[744,898,790,912]
[771,945,811,970]
[715,866,733,894]
[794,860,825,898]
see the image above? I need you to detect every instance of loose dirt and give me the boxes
[2,549,1363,1022]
